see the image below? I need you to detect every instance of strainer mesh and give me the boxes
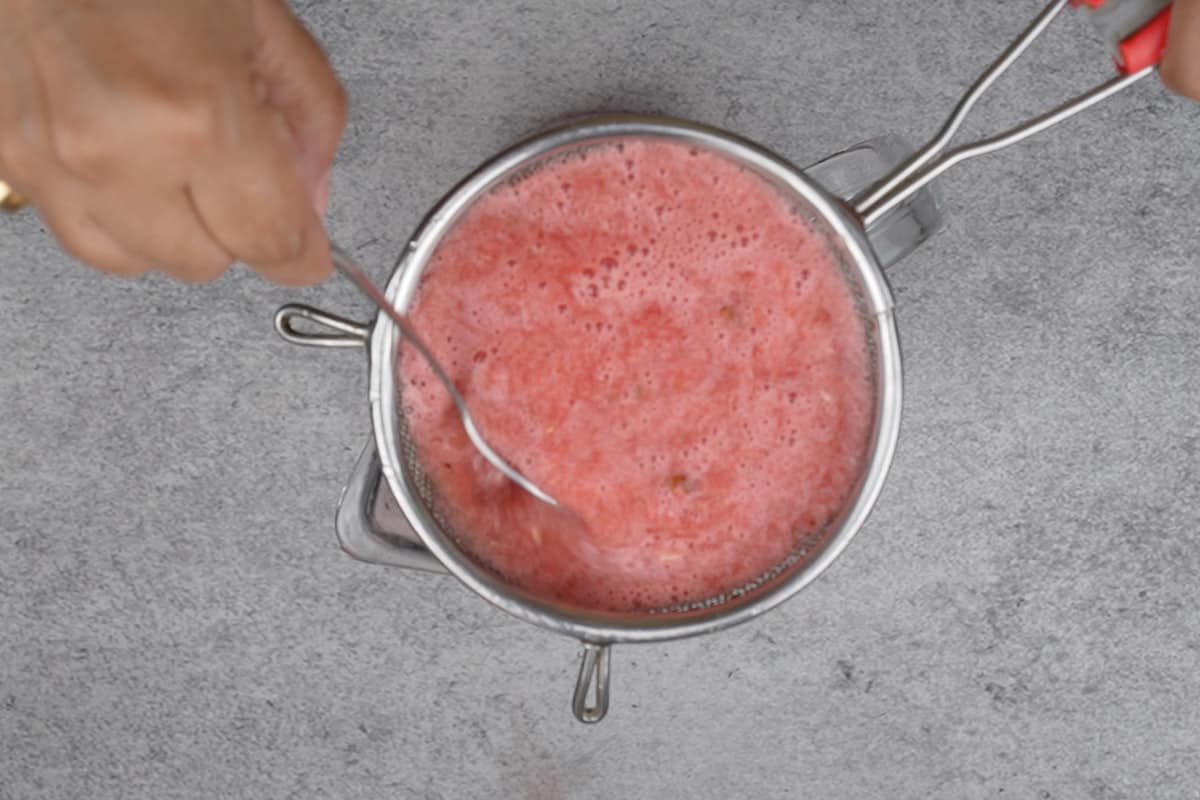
[392,135,881,617]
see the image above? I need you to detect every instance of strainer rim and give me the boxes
[368,113,903,644]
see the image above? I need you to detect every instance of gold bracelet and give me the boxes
[0,179,28,212]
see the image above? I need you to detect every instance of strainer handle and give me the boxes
[572,643,612,723]
[852,0,1162,228]
[274,304,370,349]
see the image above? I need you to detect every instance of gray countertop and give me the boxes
[4,2,1199,798]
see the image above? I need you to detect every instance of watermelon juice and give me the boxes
[399,136,874,612]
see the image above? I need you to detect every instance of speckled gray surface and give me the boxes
[3,2,1200,798]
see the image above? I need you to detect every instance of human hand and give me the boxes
[1163,0,1200,99]
[0,0,347,285]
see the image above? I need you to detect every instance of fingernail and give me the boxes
[313,168,332,218]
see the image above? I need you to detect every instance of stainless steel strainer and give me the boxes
[274,0,1172,722]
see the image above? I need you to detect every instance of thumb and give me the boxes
[1163,0,1200,100]
[252,0,349,214]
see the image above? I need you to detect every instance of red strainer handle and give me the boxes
[1071,0,1173,73]
[1117,7,1172,72]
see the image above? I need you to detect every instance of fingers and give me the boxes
[188,105,332,286]
[35,189,152,278]
[5,31,331,286]
[251,0,348,213]
[22,164,231,282]
[0,90,151,279]
[2,76,236,283]
[89,188,234,283]
[1163,0,1200,100]
[0,0,341,286]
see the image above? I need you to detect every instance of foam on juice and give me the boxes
[399,137,874,612]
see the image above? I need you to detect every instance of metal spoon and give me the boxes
[330,244,561,508]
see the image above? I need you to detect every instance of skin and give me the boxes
[0,1,1194,286]
[0,0,347,285]
[1163,0,1200,100]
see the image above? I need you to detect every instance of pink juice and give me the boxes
[400,137,874,612]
